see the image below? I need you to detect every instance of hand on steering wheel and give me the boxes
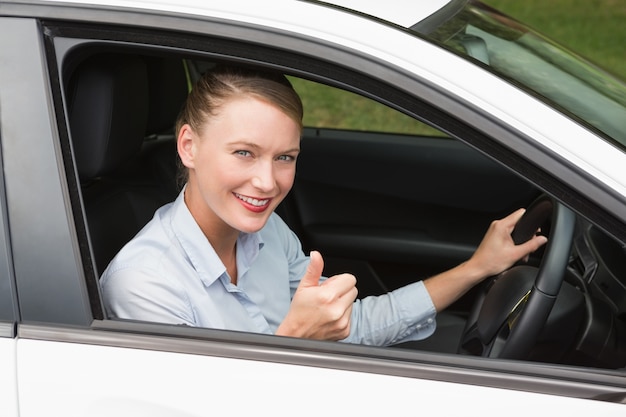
[458,194,576,359]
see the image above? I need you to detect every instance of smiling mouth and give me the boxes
[234,193,270,208]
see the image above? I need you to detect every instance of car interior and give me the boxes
[67,52,184,275]
[62,46,626,370]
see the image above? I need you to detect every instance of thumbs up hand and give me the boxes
[276,251,358,340]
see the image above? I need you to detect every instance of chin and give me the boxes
[234,216,271,234]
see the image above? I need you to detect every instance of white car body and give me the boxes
[1,0,624,415]
[15,338,624,416]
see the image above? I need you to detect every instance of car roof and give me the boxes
[317,0,451,27]
[34,0,453,28]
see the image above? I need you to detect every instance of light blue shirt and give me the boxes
[100,190,437,345]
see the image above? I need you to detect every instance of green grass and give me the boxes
[483,0,625,81]
[289,77,438,135]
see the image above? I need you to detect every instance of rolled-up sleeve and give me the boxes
[343,280,437,346]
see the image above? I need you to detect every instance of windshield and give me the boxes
[416,0,626,150]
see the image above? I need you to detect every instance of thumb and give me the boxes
[299,250,324,288]
[518,234,548,263]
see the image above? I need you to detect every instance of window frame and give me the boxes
[11,11,620,403]
[0,135,18,333]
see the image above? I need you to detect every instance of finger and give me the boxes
[326,307,353,341]
[299,250,324,288]
[332,278,358,303]
[527,234,548,251]
[342,285,358,304]
[321,273,357,296]
[518,234,548,259]
[505,208,527,229]
[337,303,353,338]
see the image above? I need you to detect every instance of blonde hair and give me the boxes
[175,65,303,185]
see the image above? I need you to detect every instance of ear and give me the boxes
[177,124,196,169]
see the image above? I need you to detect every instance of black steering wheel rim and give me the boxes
[458,194,576,359]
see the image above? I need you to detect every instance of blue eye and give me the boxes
[277,154,296,162]
[235,150,251,157]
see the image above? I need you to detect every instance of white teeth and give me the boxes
[235,193,269,207]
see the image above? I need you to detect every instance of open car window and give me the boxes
[290,77,447,136]
[55,41,625,372]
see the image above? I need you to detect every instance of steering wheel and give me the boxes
[457,194,576,359]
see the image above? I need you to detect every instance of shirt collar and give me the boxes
[236,231,263,278]
[169,189,264,287]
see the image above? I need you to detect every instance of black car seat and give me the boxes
[138,55,189,199]
[68,53,186,275]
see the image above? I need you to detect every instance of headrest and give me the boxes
[68,54,149,180]
[145,56,189,136]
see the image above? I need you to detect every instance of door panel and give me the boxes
[281,128,539,299]
[16,328,626,416]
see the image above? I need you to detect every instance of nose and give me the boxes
[250,160,276,192]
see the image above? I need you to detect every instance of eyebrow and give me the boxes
[230,141,300,154]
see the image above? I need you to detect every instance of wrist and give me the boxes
[276,316,304,338]
[457,259,489,285]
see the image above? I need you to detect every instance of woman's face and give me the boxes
[179,96,301,235]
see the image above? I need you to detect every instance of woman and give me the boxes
[101,65,546,346]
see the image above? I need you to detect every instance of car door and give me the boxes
[2,3,625,416]
[18,322,626,416]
